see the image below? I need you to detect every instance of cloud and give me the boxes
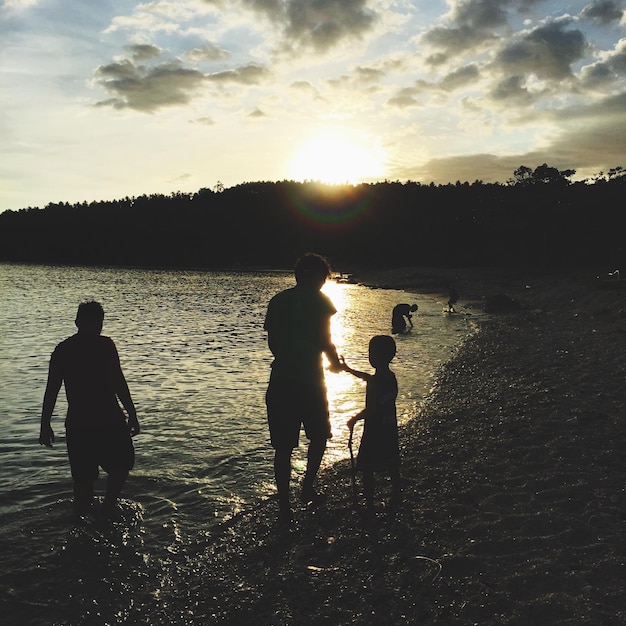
[125,43,162,61]
[3,0,39,8]
[423,24,498,60]
[232,0,377,53]
[205,62,269,84]
[494,18,590,80]
[446,0,511,30]
[388,65,480,109]
[421,0,526,60]
[440,63,481,90]
[579,37,626,88]
[401,91,626,184]
[94,58,207,112]
[580,0,624,24]
[186,44,230,62]
[489,74,536,104]
[537,94,626,169]
[192,116,215,125]
[284,0,376,52]
[94,37,269,113]
[248,108,266,117]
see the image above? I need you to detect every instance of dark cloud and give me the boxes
[580,0,624,24]
[448,0,510,30]
[421,0,524,59]
[237,0,377,53]
[206,62,269,84]
[489,74,535,104]
[285,0,376,52]
[421,0,567,62]
[440,63,480,90]
[580,38,626,87]
[248,108,267,117]
[94,59,207,111]
[423,24,498,58]
[124,44,162,61]
[94,51,268,112]
[387,86,421,108]
[354,65,385,83]
[494,18,589,80]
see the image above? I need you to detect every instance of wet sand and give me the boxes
[185,268,626,625]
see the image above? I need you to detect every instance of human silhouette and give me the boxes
[39,301,139,518]
[342,335,401,511]
[391,303,417,333]
[264,253,342,523]
[447,286,459,313]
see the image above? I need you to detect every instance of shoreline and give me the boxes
[178,268,626,625]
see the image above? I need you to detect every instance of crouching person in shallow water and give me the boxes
[264,253,343,524]
[342,335,402,512]
[39,301,140,518]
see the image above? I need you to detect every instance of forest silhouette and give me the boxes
[1,164,624,271]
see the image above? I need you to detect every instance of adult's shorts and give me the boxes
[265,375,331,449]
[66,423,135,482]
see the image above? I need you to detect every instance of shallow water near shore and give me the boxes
[0,263,477,625]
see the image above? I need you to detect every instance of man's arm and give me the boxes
[320,314,342,372]
[39,357,62,447]
[116,376,140,436]
[111,342,140,436]
[114,362,139,436]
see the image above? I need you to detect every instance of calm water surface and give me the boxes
[0,263,476,625]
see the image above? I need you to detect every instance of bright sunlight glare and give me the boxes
[290,132,386,185]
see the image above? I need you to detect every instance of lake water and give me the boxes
[0,263,476,625]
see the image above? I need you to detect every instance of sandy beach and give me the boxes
[180,267,625,625]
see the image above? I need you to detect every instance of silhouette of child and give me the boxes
[341,335,401,510]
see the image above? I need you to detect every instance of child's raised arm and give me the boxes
[339,356,372,382]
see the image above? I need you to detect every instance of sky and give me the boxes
[1,0,625,212]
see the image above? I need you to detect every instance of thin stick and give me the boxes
[348,427,358,507]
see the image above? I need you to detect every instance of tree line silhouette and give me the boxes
[1,164,624,271]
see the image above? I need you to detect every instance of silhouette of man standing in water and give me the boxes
[264,253,342,523]
[39,301,140,518]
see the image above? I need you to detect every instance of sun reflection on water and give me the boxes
[321,279,374,463]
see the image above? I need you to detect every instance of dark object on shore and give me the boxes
[581,270,625,290]
[485,293,523,314]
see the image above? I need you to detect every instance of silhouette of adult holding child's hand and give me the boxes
[264,253,342,524]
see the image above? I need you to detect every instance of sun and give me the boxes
[290,132,386,185]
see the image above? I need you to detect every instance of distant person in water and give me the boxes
[341,335,401,511]
[264,253,343,523]
[39,301,140,518]
[391,303,418,334]
[447,286,459,313]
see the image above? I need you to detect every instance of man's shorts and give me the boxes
[66,423,135,482]
[266,376,331,449]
